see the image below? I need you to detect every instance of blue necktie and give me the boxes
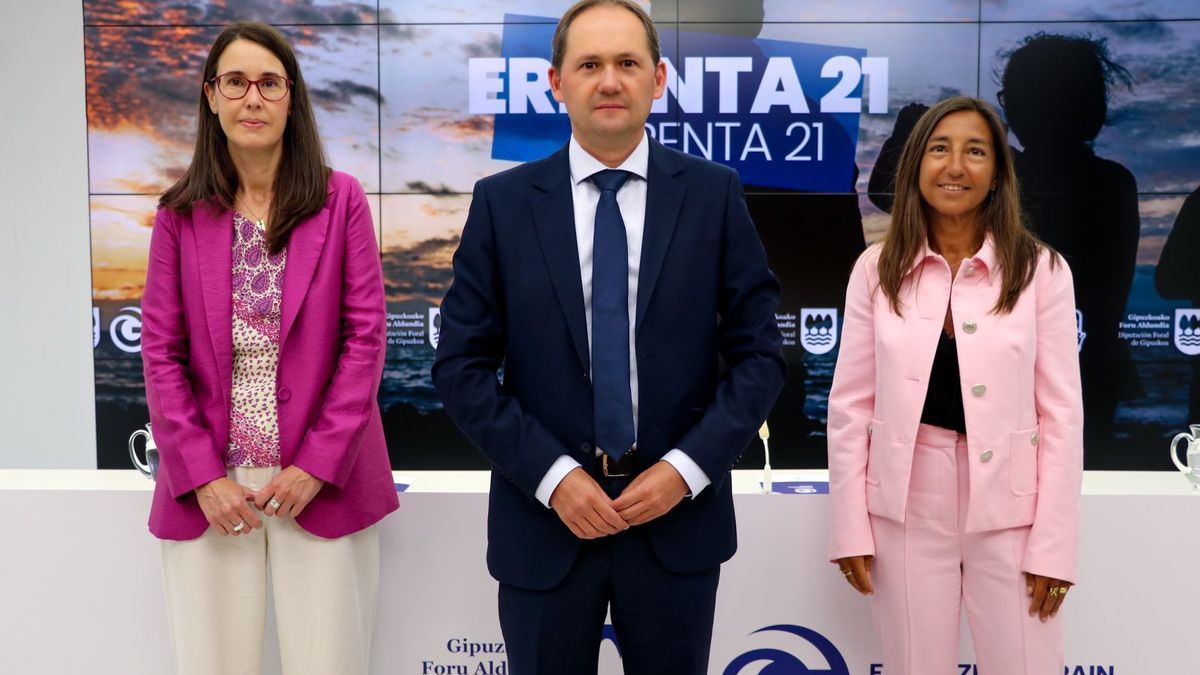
[590,169,635,460]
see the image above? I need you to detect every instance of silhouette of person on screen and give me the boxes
[1001,34,1141,466]
[870,34,1140,467]
[1156,186,1200,424]
[653,1,866,466]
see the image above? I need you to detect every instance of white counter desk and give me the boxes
[1,469,1195,674]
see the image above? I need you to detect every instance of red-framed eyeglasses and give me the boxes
[207,72,293,101]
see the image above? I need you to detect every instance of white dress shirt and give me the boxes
[534,133,711,507]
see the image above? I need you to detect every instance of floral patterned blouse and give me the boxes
[226,212,286,467]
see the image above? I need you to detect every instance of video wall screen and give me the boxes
[87,0,1200,471]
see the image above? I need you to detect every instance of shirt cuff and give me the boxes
[662,449,710,498]
[534,455,582,508]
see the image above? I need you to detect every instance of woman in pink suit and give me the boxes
[141,22,398,675]
[827,96,1083,674]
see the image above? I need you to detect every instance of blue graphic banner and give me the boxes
[485,15,876,192]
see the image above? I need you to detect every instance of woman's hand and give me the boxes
[195,477,262,536]
[253,466,325,518]
[836,555,875,595]
[1026,573,1072,621]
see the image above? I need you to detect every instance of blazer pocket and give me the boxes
[865,419,884,486]
[1009,426,1040,497]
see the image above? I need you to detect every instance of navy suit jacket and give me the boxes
[432,140,785,591]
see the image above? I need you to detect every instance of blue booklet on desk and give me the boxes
[761,481,829,495]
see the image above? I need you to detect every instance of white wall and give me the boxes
[0,0,96,467]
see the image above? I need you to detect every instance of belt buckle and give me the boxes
[601,452,631,478]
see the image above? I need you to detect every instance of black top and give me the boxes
[920,330,967,433]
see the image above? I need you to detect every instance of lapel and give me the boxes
[279,194,331,347]
[530,146,591,372]
[191,200,234,399]
[636,141,686,335]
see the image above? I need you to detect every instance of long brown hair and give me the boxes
[160,21,329,253]
[877,96,1053,315]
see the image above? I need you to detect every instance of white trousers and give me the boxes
[161,466,380,675]
[869,424,1063,674]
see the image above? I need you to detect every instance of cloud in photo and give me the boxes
[85,0,378,26]
[382,236,460,305]
[90,196,158,300]
[980,21,1200,195]
[982,0,1195,22]
[86,24,380,193]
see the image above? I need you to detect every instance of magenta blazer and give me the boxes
[827,235,1084,583]
[142,170,399,540]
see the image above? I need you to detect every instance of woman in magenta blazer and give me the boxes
[827,97,1083,674]
[141,22,397,675]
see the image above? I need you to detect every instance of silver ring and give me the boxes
[232,521,245,532]
[268,498,281,510]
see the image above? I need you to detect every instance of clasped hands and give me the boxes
[195,465,325,536]
[549,462,688,539]
[835,555,1073,621]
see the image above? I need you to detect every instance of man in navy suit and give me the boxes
[432,1,785,672]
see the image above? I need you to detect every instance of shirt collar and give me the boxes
[568,132,649,187]
[907,230,998,278]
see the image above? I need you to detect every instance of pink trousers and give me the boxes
[868,424,1063,674]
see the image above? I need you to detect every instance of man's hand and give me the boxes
[196,477,262,536]
[550,467,629,539]
[612,461,688,526]
[253,466,325,519]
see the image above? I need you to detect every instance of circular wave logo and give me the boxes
[109,306,143,354]
[723,625,849,675]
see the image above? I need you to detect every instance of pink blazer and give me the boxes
[827,235,1084,583]
[142,170,399,540]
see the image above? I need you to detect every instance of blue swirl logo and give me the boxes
[722,625,849,675]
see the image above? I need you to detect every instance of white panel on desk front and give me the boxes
[1,482,1195,672]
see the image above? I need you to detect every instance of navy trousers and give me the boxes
[497,479,721,675]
